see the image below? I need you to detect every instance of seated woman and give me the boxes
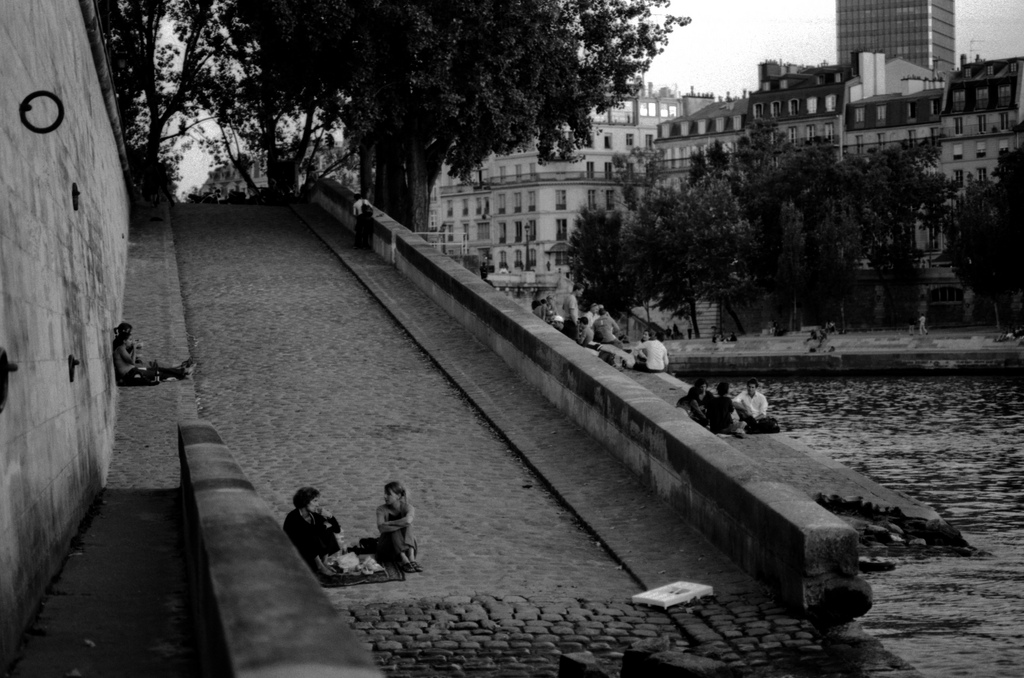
[112,323,193,385]
[283,486,343,576]
[376,481,421,573]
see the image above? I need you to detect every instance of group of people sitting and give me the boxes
[676,378,778,437]
[112,322,193,385]
[997,325,1024,342]
[283,481,423,576]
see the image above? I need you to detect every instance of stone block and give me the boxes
[648,651,735,678]
[621,636,672,677]
[558,651,611,678]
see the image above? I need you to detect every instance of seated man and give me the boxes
[676,378,710,428]
[633,331,668,373]
[706,382,746,437]
[592,307,624,348]
[733,378,769,427]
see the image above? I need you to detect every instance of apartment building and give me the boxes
[654,96,749,184]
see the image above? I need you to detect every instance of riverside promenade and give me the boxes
[9,203,923,678]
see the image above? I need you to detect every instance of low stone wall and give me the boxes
[178,420,380,678]
[310,181,870,623]
[669,350,1024,375]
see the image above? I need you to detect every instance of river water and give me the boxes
[752,375,1024,678]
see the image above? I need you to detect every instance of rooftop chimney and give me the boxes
[960,54,967,69]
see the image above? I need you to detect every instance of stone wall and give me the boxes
[0,0,131,667]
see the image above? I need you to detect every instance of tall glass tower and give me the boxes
[837,0,955,72]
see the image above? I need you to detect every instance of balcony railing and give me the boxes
[438,171,617,194]
[946,122,1014,137]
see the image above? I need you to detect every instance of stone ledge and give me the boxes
[308,182,870,623]
[177,420,379,678]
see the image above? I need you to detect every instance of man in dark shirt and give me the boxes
[677,378,710,428]
[706,382,746,437]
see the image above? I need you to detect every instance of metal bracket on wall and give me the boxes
[68,355,81,383]
[1,348,18,413]
[19,90,65,134]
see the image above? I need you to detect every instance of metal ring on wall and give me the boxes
[1,348,18,414]
[19,90,65,134]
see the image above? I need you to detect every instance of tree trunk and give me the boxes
[688,298,700,338]
[359,140,374,200]
[994,298,1001,330]
[723,300,746,335]
[405,124,429,233]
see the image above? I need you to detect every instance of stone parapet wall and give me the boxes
[311,181,870,623]
[0,0,131,668]
[177,421,379,678]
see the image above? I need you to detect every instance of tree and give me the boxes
[106,0,223,179]
[814,202,862,330]
[568,209,639,316]
[774,201,806,332]
[343,0,687,230]
[944,148,1024,326]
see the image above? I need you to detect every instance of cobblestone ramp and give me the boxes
[171,205,920,678]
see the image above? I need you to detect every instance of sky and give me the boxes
[177,0,1023,194]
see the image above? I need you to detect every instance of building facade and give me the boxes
[837,0,955,73]
[940,56,1024,189]
[429,87,705,302]
[654,97,749,184]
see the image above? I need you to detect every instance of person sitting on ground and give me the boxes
[112,322,193,385]
[577,316,600,349]
[283,486,344,576]
[376,481,422,573]
[676,378,710,428]
[733,378,769,428]
[550,315,566,335]
[592,307,624,348]
[633,331,669,373]
[727,332,738,342]
[706,382,746,437]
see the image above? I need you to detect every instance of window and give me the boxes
[876,104,887,122]
[605,190,615,210]
[976,87,989,109]
[446,200,453,217]
[604,135,612,149]
[514,250,523,268]
[587,190,597,209]
[952,143,963,160]
[977,167,988,182]
[771,101,782,117]
[954,117,964,135]
[855,107,865,123]
[604,162,613,179]
[855,134,863,153]
[907,101,917,120]
[788,99,799,115]
[986,65,994,76]
[976,141,987,158]
[529,163,536,178]
[931,99,941,115]
[805,124,815,141]
[513,192,522,212]
[484,198,490,214]
[554,250,569,266]
[977,115,988,133]
[497,194,506,214]
[499,222,507,243]
[645,134,653,148]
[514,221,523,243]
[697,120,707,135]
[753,103,764,119]
[930,287,964,303]
[824,122,834,141]
[908,129,917,142]
[526,220,536,242]
[806,97,818,114]
[555,190,566,210]
[825,95,836,112]
[626,133,634,147]
[1000,139,1010,155]
[787,127,797,143]
[1000,112,1010,130]
[499,251,507,267]
[499,166,506,180]
[952,90,965,112]
[527,190,536,211]
[716,117,725,132]
[556,218,568,240]
[877,133,886,146]
[1012,62,1020,74]
[527,248,536,269]
[733,115,742,130]
[475,197,482,215]
[953,169,964,186]
[476,222,490,240]
[585,161,595,178]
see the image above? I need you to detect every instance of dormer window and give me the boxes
[806,97,818,114]
[771,101,782,117]
[816,75,824,85]
[753,103,764,119]
[716,117,725,132]
[825,94,836,112]
[697,119,707,134]
[986,65,994,76]
[788,99,799,115]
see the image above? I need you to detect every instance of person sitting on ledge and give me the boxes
[707,382,746,438]
[676,378,710,428]
[283,486,344,576]
[112,322,193,385]
[633,331,668,373]
[733,378,769,427]
[377,481,422,573]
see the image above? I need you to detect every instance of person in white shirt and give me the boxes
[633,331,669,373]
[733,378,769,426]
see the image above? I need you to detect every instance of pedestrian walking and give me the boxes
[918,313,928,335]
